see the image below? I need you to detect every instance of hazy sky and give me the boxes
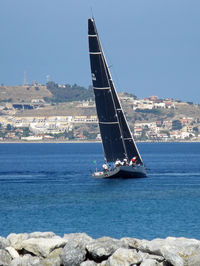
[0,0,200,102]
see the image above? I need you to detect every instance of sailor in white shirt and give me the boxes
[102,163,109,171]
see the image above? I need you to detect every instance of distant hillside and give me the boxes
[45,82,94,103]
[121,101,200,132]
[0,84,52,103]
[0,82,139,104]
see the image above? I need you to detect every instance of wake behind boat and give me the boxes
[88,18,147,179]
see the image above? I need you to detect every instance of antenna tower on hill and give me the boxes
[24,70,27,85]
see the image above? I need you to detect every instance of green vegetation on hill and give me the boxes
[122,92,137,99]
[45,82,94,103]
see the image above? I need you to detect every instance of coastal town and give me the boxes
[0,83,200,142]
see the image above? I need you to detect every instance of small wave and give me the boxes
[152,172,200,176]
[0,170,78,176]
[0,170,81,184]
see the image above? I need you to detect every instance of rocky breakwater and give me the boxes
[0,232,200,266]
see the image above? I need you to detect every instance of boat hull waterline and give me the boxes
[92,165,147,179]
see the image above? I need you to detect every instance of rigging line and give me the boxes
[100,38,122,93]
[90,7,94,19]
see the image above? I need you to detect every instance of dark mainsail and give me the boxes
[88,18,143,164]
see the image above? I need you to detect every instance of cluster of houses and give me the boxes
[0,115,98,141]
[0,113,199,141]
[120,95,185,110]
[133,117,199,141]
[0,94,199,141]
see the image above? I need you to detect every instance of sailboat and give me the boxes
[88,18,146,178]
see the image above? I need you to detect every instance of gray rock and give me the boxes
[5,246,19,259]
[120,237,142,250]
[63,233,93,244]
[136,237,200,266]
[98,262,107,266]
[40,248,62,266]
[138,251,164,262]
[61,234,91,266]
[159,237,200,266]
[160,245,184,266]
[86,236,128,262]
[135,238,165,256]
[21,237,68,258]
[140,258,161,266]
[7,233,29,250]
[0,249,12,266]
[160,243,200,266]
[80,261,97,266]
[29,232,56,239]
[0,236,10,249]
[10,254,41,266]
[105,247,142,266]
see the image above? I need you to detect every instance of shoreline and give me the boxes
[0,139,199,144]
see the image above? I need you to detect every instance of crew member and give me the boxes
[130,156,137,166]
[123,158,128,166]
[114,159,121,168]
[102,163,109,172]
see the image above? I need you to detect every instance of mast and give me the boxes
[88,18,143,164]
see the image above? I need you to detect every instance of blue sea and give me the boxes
[0,142,200,240]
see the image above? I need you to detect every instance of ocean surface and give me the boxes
[0,142,200,240]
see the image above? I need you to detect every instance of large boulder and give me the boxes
[124,236,200,266]
[86,237,128,262]
[10,254,41,266]
[155,237,200,266]
[134,238,166,256]
[160,242,200,266]
[140,258,161,266]
[0,236,10,249]
[21,237,68,258]
[138,251,165,263]
[7,232,57,251]
[61,233,93,266]
[40,248,62,266]
[29,232,56,239]
[105,247,142,266]
[7,233,29,250]
[63,233,93,244]
[80,261,97,266]
[0,249,12,266]
[5,246,19,259]
[120,237,142,250]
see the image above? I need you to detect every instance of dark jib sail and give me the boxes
[88,18,143,165]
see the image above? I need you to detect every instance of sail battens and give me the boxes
[88,34,97,37]
[99,121,118,125]
[89,52,102,55]
[93,87,110,90]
